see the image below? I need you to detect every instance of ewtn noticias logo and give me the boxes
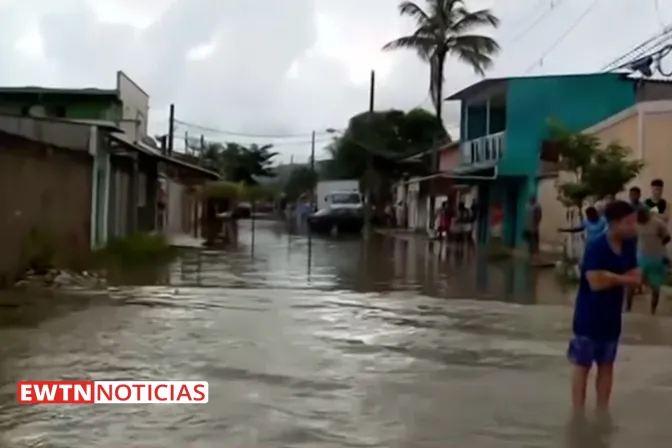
[17,381,209,404]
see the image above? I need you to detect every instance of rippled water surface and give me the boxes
[2,221,672,447]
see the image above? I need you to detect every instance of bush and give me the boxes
[93,233,176,267]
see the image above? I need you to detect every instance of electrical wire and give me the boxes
[174,118,339,139]
[601,26,672,71]
[505,0,567,47]
[654,0,666,30]
[523,0,601,74]
[172,130,335,149]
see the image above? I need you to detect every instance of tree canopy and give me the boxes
[198,142,278,185]
[324,107,448,180]
[283,165,318,201]
[383,0,500,125]
[550,124,643,211]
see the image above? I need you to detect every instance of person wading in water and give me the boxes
[568,200,640,410]
[626,207,670,314]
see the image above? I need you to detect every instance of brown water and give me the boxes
[1,221,672,447]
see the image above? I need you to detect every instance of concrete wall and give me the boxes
[438,145,460,171]
[116,71,149,142]
[0,133,92,285]
[0,115,91,150]
[538,101,672,252]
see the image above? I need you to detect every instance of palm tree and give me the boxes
[383,0,499,139]
[383,0,499,221]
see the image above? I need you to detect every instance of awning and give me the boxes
[402,165,498,185]
[109,133,219,180]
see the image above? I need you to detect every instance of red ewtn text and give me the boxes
[17,381,209,404]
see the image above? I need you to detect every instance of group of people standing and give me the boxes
[568,179,670,410]
[575,179,670,314]
[433,200,478,245]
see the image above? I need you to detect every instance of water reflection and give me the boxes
[564,412,616,448]
[0,221,671,447]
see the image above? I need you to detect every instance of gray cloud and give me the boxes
[0,0,670,161]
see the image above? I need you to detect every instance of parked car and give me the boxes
[307,207,364,235]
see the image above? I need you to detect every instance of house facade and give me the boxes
[0,73,217,244]
[0,118,111,284]
[538,99,672,251]
[444,72,672,247]
[395,141,467,231]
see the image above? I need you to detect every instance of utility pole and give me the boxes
[364,70,375,238]
[310,130,316,210]
[167,103,175,156]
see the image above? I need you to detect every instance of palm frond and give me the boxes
[430,0,461,28]
[451,8,499,32]
[448,35,500,75]
[382,35,435,60]
[398,1,431,27]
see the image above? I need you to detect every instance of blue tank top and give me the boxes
[583,217,607,242]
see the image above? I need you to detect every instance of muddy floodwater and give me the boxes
[1,221,672,447]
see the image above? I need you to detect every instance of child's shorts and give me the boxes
[639,255,667,289]
[567,335,619,367]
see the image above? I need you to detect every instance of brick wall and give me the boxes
[0,133,92,285]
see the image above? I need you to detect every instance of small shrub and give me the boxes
[94,233,176,267]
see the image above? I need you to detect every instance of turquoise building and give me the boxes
[445,72,657,247]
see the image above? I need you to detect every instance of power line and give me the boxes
[523,0,601,74]
[174,118,339,139]
[654,0,665,30]
[601,25,672,71]
[171,131,334,149]
[505,0,567,47]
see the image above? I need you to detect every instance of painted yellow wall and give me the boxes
[537,105,672,251]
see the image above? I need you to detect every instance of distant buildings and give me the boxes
[0,71,218,285]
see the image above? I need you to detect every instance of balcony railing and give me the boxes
[461,132,505,165]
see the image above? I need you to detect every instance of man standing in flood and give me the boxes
[569,200,640,409]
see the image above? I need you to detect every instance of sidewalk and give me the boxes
[168,234,206,248]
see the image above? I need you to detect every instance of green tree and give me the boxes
[198,142,278,185]
[551,125,643,214]
[325,108,448,213]
[325,108,448,180]
[382,0,500,218]
[284,166,318,201]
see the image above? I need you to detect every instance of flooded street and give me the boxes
[2,221,672,447]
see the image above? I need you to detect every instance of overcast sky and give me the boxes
[1,0,671,162]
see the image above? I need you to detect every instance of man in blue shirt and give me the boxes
[568,200,641,409]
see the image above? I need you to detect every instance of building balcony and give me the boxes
[460,132,505,165]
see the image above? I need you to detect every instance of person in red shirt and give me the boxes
[435,201,451,240]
